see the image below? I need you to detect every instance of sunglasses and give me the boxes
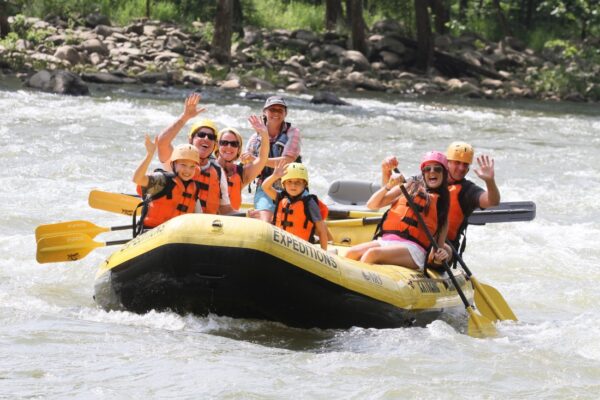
[193,131,216,141]
[219,140,239,148]
[422,165,444,174]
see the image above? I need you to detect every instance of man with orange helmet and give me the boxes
[156,92,234,215]
[445,142,500,250]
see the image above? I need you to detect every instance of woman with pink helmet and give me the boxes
[345,151,450,270]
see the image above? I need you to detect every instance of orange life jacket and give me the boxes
[136,171,200,229]
[225,163,244,210]
[376,190,439,249]
[194,160,222,214]
[447,183,466,242]
[273,191,328,243]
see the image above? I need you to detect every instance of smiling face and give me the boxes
[283,178,307,197]
[447,160,470,183]
[217,131,241,162]
[264,105,287,129]
[173,159,198,181]
[190,128,217,161]
[421,162,445,189]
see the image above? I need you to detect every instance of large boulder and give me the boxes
[53,45,81,65]
[27,70,89,96]
[340,50,370,71]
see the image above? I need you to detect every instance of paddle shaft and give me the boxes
[398,184,473,309]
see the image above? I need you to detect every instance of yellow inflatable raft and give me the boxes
[94,213,473,329]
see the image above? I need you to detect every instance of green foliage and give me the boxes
[206,64,229,81]
[152,1,179,23]
[545,39,581,58]
[0,32,20,49]
[247,0,324,31]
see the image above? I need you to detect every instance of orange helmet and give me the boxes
[446,142,474,164]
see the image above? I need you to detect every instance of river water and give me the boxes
[1,77,599,399]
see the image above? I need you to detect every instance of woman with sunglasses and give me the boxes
[157,92,234,215]
[345,151,450,270]
[214,115,269,210]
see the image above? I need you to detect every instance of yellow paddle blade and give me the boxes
[36,233,103,264]
[35,220,108,242]
[466,306,497,338]
[472,277,518,322]
[88,190,141,216]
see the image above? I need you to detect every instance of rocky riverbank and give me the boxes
[1,14,598,103]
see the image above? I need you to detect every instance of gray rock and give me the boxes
[27,69,89,96]
[80,39,109,56]
[89,52,103,65]
[434,35,453,50]
[372,20,403,34]
[81,72,136,84]
[504,36,526,52]
[310,91,350,106]
[292,29,319,43]
[182,70,210,85]
[138,71,173,83]
[340,50,370,71]
[94,25,114,37]
[243,28,263,46]
[481,78,503,89]
[242,77,275,90]
[286,81,308,93]
[85,12,111,28]
[125,23,144,36]
[461,50,481,67]
[165,35,185,53]
[371,35,405,55]
[279,37,309,52]
[322,43,346,58]
[379,50,403,69]
[54,45,81,65]
[220,79,241,89]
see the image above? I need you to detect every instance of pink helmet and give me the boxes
[420,151,448,171]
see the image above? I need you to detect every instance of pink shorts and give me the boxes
[377,234,426,269]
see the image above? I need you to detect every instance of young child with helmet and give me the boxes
[132,135,201,236]
[261,161,329,250]
[345,151,451,270]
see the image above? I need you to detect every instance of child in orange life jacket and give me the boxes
[261,161,329,250]
[345,151,450,270]
[133,135,201,233]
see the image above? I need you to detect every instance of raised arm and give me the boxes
[261,160,287,201]
[366,173,405,210]
[380,156,398,186]
[132,135,157,187]
[264,126,301,168]
[241,115,270,185]
[473,154,500,208]
[157,93,206,165]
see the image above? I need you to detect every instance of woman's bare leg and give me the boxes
[345,240,381,260]
[360,245,420,269]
